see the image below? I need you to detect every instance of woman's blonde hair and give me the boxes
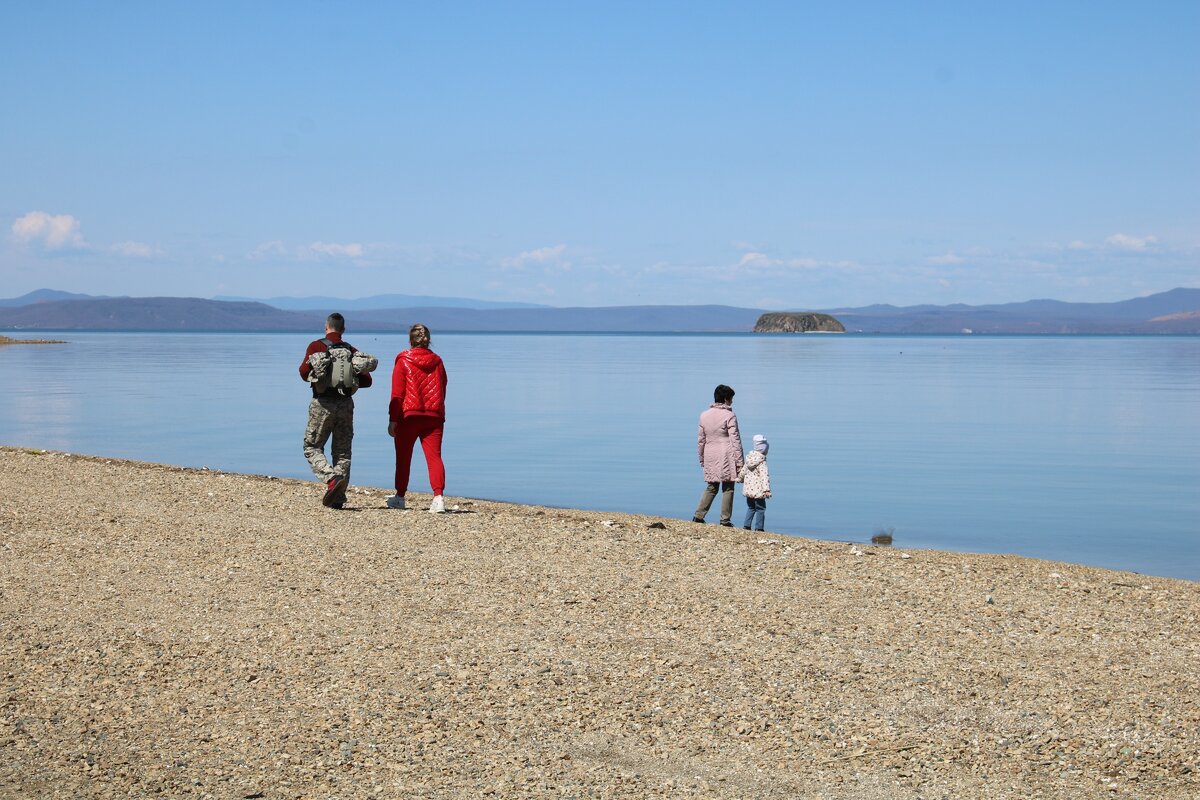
[409,323,431,348]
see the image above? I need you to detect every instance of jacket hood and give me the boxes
[402,347,442,373]
[744,450,765,470]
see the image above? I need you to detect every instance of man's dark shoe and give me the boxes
[719,521,733,527]
[691,516,705,524]
[323,476,348,507]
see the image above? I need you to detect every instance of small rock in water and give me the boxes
[871,528,894,546]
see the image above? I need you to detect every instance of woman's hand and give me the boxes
[387,421,396,437]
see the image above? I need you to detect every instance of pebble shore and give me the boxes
[1,447,1197,799]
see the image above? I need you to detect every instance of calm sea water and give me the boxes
[2,332,1197,580]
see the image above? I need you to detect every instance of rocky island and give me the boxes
[754,312,845,333]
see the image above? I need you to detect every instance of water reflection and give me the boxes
[1,332,1197,580]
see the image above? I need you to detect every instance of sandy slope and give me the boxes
[1,447,1197,799]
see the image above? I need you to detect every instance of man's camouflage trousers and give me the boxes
[304,396,354,483]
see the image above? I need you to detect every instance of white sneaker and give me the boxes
[428,495,446,514]
[386,495,406,510]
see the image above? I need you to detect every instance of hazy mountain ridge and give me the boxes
[828,288,1200,333]
[0,296,759,332]
[214,293,550,311]
[0,289,109,308]
[0,297,330,331]
[1,288,1197,333]
[351,305,764,332]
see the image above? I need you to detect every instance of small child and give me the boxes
[739,434,771,531]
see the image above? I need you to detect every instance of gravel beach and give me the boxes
[1,447,1197,799]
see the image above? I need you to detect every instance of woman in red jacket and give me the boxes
[387,323,448,512]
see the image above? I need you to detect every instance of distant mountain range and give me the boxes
[0,288,105,307]
[0,288,1197,333]
[826,287,1200,334]
[0,297,324,331]
[0,296,762,333]
[351,305,765,332]
[213,293,550,311]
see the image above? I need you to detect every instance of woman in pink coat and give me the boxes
[692,384,743,526]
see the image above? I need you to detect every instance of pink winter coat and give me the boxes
[698,403,743,482]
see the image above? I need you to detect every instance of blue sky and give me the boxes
[2,1,1197,308]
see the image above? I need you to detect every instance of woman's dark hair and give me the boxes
[714,384,735,404]
[409,323,431,348]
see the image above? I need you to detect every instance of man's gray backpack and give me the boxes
[308,340,378,396]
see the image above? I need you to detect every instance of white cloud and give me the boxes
[11,211,84,249]
[736,252,847,272]
[11,211,157,258]
[927,252,965,265]
[248,240,288,260]
[501,244,568,270]
[306,241,364,258]
[1067,240,1088,250]
[738,251,775,267]
[1105,233,1157,250]
[247,240,365,260]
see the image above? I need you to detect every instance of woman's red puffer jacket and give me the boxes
[389,347,447,421]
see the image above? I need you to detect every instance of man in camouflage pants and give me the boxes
[299,313,373,508]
